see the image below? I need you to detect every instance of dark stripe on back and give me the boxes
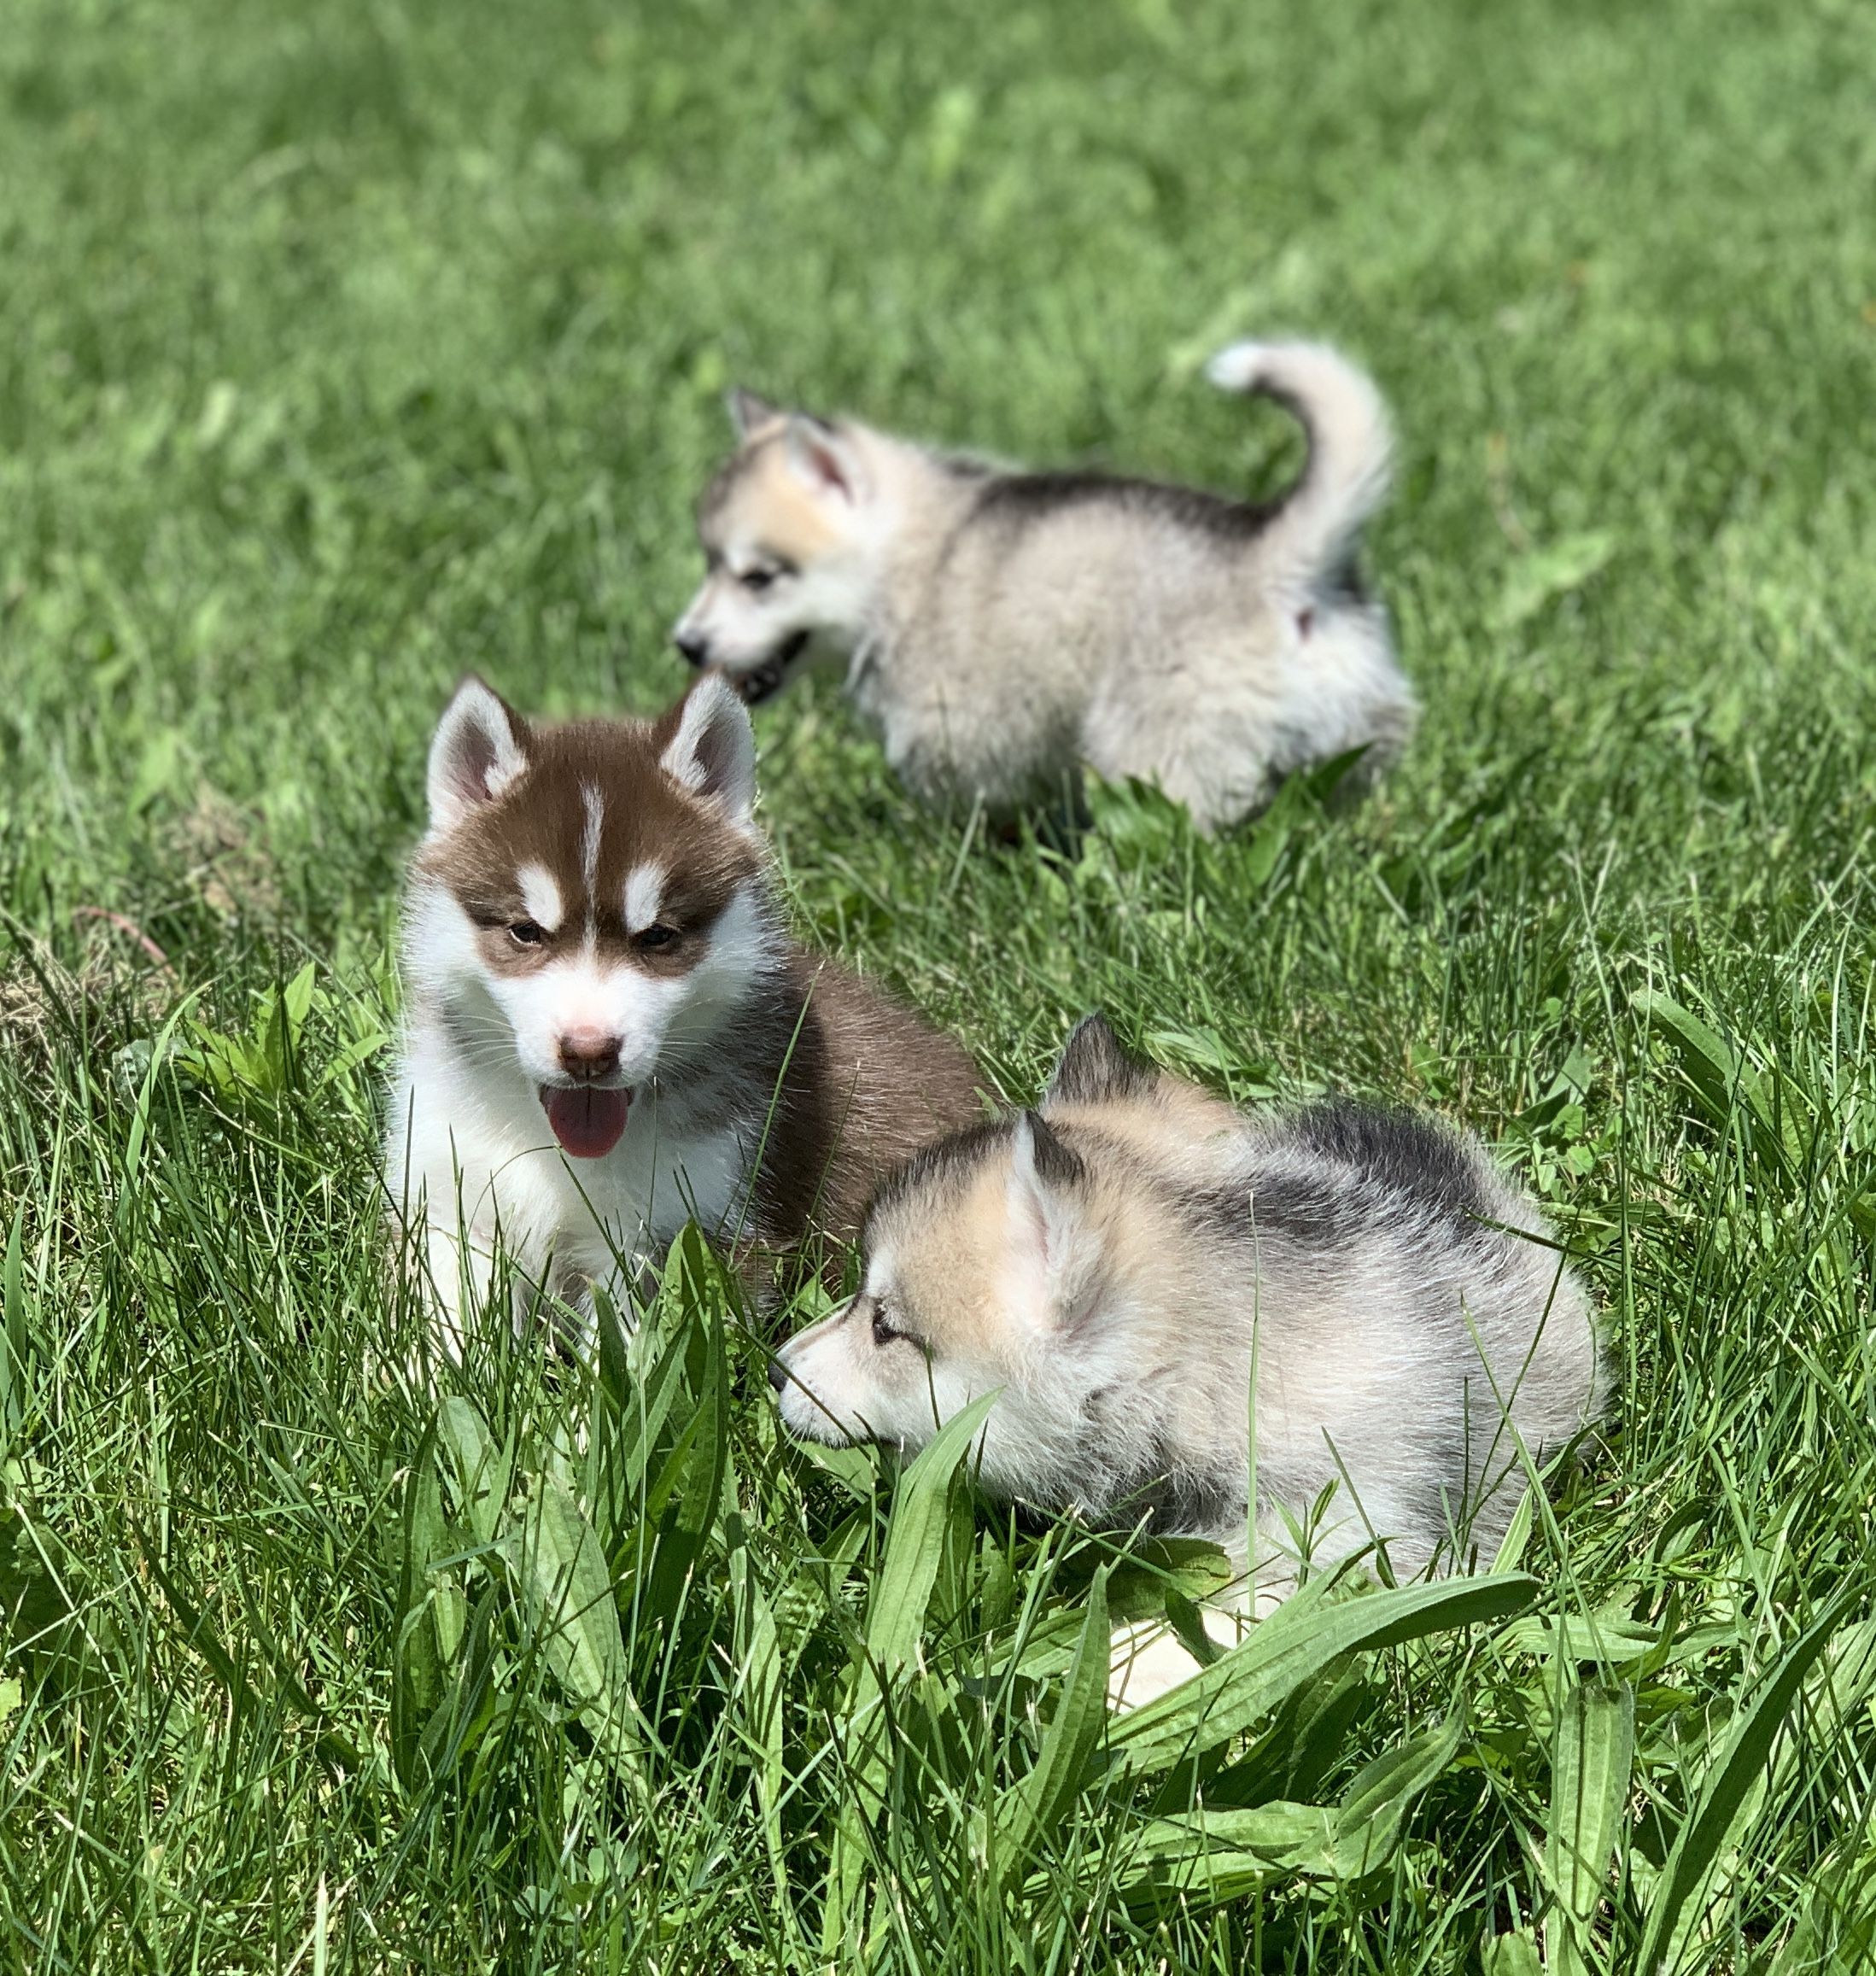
[969,470,1283,541]
[1175,1102,1496,1251]
[1178,1167,1366,1252]
[1285,1101,1493,1236]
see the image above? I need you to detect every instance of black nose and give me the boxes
[675,630,709,668]
[558,1031,621,1081]
[767,1357,788,1394]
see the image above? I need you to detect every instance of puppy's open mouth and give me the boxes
[540,1085,631,1159]
[733,630,810,706]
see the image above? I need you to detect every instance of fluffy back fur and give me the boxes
[384,673,985,1352]
[675,342,1415,831]
[774,1015,1605,1587]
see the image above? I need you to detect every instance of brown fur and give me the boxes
[415,681,987,1290]
[763,957,988,1249]
[418,710,761,971]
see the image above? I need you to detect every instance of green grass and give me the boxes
[3,0,1876,1967]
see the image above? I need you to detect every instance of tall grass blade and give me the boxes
[989,1564,1110,1883]
[1636,1598,1850,1975]
[823,1392,998,1956]
[1543,1677,1635,1976]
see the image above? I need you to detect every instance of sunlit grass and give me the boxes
[3,0,1874,1967]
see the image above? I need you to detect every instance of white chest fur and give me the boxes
[385,1008,753,1332]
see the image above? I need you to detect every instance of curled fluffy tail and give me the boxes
[1205,340,1393,586]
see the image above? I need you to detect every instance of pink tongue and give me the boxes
[542,1085,629,1159]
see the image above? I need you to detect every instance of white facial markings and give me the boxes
[773,1277,992,1455]
[774,1305,871,1444]
[480,944,692,1093]
[516,862,564,934]
[401,874,490,1010]
[580,781,604,899]
[653,883,782,1058]
[863,1248,897,1309]
[578,783,605,950]
[622,862,666,937]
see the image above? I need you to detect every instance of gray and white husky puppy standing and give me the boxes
[674,342,1414,831]
[384,672,984,1354]
[773,1016,1604,1696]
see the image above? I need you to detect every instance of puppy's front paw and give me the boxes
[1105,1618,1207,1712]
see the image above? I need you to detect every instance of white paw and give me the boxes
[1106,1604,1256,1711]
[1107,1622,1206,1711]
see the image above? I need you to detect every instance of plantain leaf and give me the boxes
[437,1396,511,1549]
[636,1296,728,1629]
[1482,1934,1543,1976]
[1330,1709,1467,1874]
[1119,1798,1336,1909]
[1116,1710,1464,1910]
[1108,1570,1536,1775]
[862,1392,999,1679]
[824,1392,997,1956]
[1632,990,1785,1174]
[507,1475,644,1787]
[1544,1677,1635,1976]
[729,1538,792,1924]
[391,1418,459,1784]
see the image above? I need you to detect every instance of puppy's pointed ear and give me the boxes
[657,674,758,825]
[1047,1013,1153,1108]
[1014,1108,1084,1193]
[1002,1111,1103,1329]
[426,675,530,833]
[784,414,862,503]
[727,387,781,439]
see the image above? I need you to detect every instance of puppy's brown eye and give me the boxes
[634,923,679,951]
[508,921,546,948]
[871,1303,905,1349]
[739,568,775,593]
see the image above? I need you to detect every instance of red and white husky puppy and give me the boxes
[384,672,984,1352]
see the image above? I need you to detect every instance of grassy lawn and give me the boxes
[3,0,1875,1967]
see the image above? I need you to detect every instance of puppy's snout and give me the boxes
[767,1356,789,1394]
[558,1029,622,1081]
[674,628,710,668]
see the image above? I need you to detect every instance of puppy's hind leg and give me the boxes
[1085,667,1283,835]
